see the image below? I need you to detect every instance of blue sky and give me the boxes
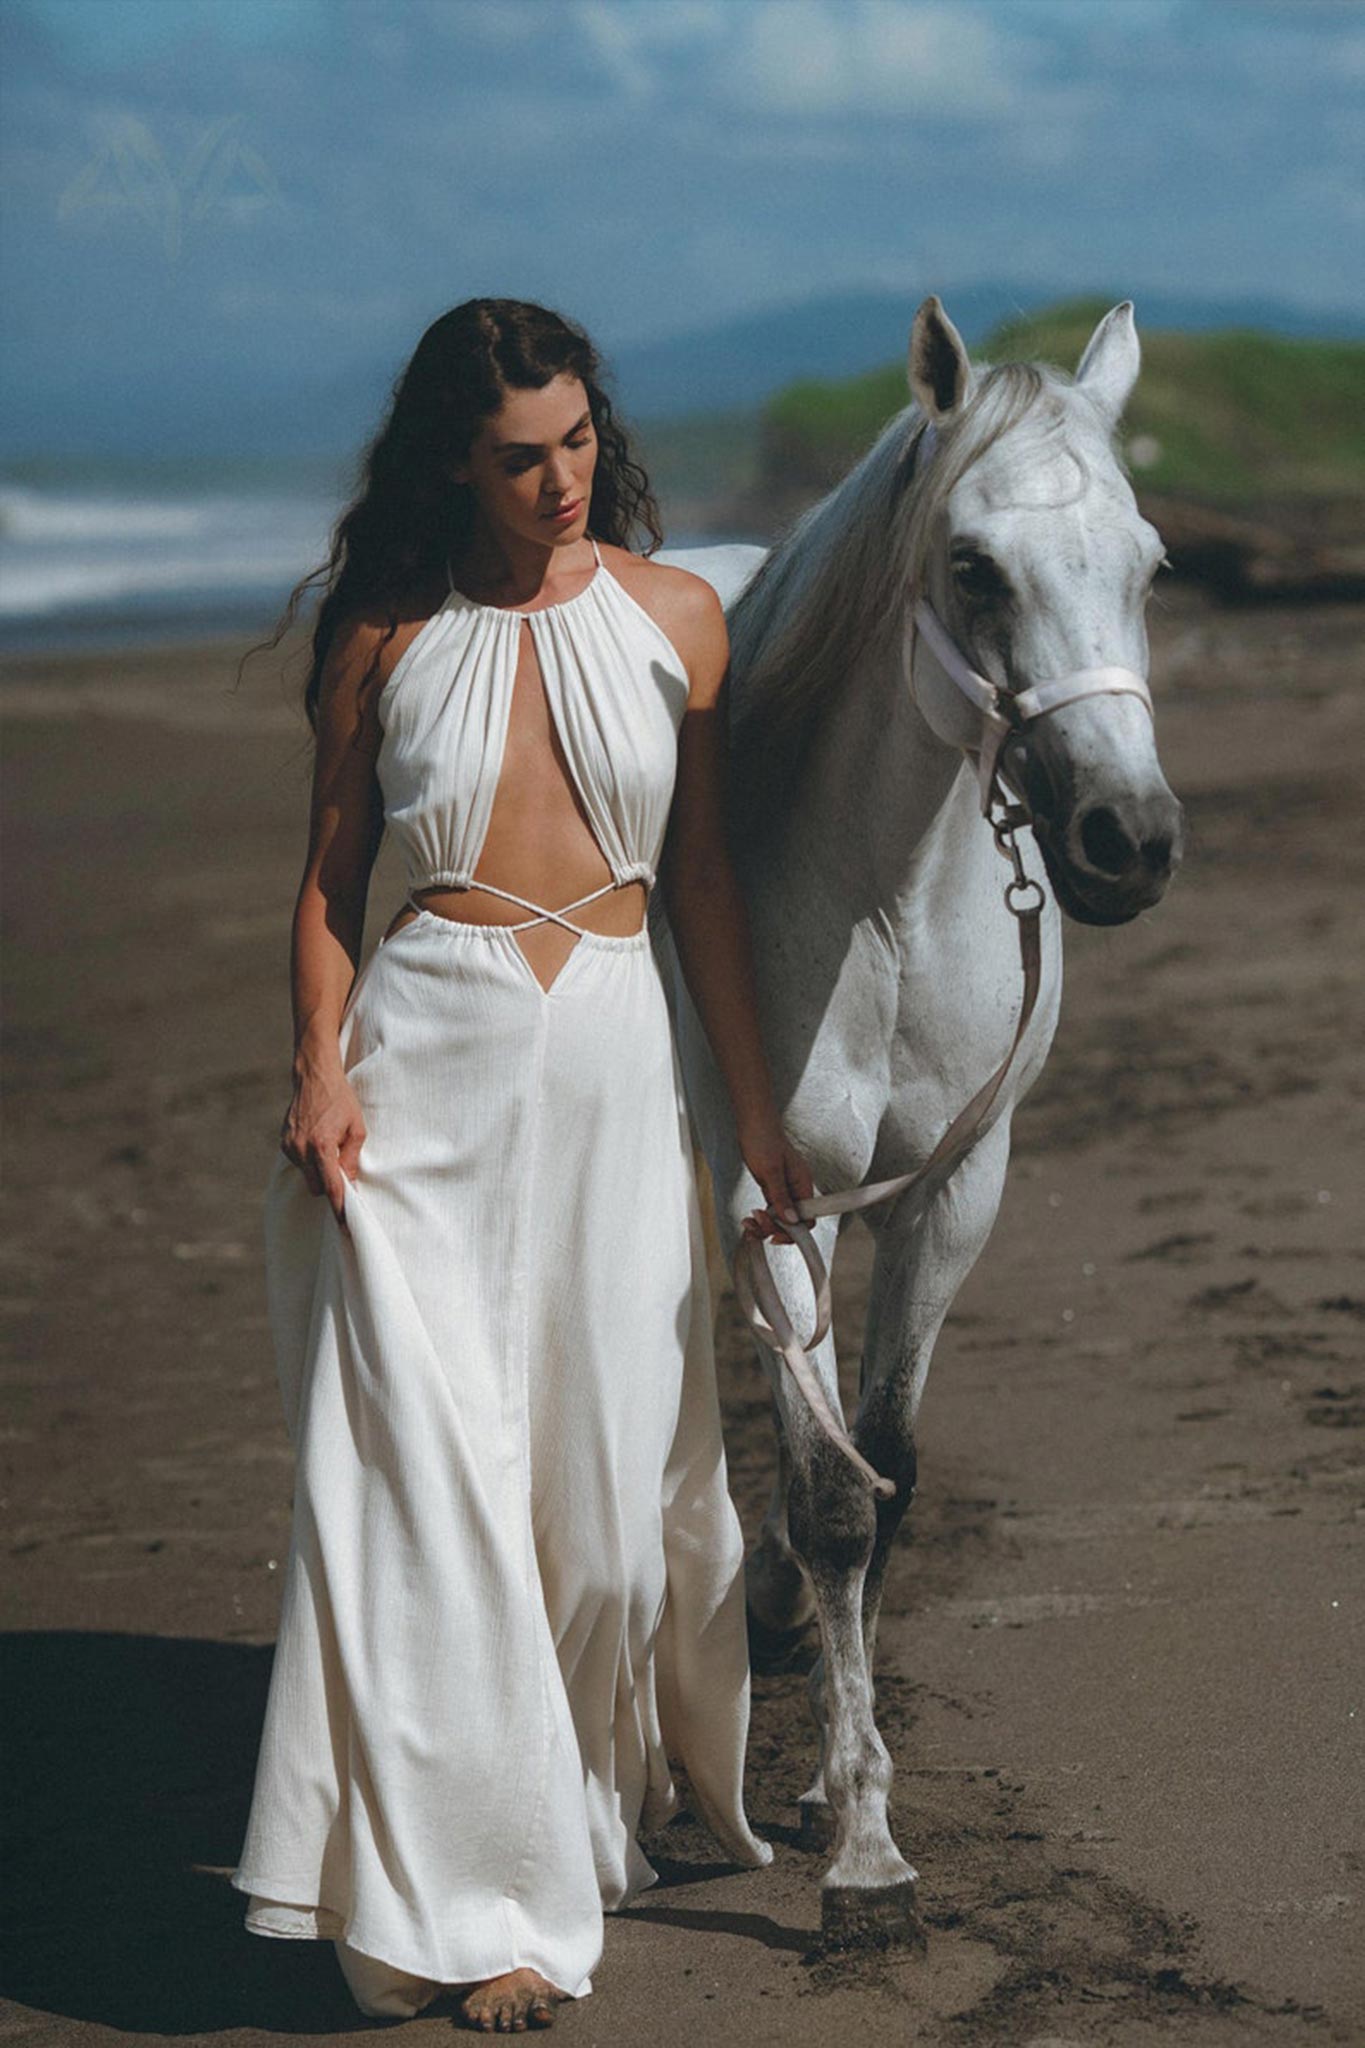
[2,0,1362,450]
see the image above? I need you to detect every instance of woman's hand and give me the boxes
[737,1115,817,1249]
[280,1055,366,1231]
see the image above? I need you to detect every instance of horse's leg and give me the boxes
[855,1120,1013,1675]
[744,1217,837,1655]
[783,1401,919,1939]
[792,1124,1013,1942]
[745,1410,818,1657]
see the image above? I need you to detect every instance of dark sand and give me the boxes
[3,585,1362,2045]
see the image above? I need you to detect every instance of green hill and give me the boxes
[760,296,1365,505]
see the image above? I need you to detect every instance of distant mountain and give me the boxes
[5,281,1361,469]
[609,283,1365,421]
[0,350,393,472]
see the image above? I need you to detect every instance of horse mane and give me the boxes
[725,357,1092,844]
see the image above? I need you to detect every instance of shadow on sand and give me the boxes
[0,1630,365,2035]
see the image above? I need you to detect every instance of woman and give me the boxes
[230,299,813,2032]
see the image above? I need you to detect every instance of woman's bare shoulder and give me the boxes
[324,579,446,698]
[599,543,725,670]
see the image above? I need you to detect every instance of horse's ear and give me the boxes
[908,297,975,420]
[1074,301,1140,424]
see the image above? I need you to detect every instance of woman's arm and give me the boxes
[278,614,387,1227]
[658,577,814,1247]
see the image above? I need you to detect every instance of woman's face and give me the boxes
[454,372,598,550]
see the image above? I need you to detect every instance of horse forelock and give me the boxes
[726,359,1101,833]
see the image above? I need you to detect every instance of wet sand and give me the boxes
[2,585,1362,2043]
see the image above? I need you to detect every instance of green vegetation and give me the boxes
[761,296,1365,504]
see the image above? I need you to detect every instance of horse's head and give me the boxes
[904,296,1184,926]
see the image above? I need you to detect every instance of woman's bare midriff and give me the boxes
[381,874,647,991]
[377,604,650,992]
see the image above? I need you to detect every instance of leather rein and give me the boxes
[729,518,1155,1497]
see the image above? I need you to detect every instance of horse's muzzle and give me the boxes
[1034,791,1185,924]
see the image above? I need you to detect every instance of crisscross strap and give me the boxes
[463,878,618,933]
[408,878,623,935]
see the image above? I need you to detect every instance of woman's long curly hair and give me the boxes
[240,299,663,732]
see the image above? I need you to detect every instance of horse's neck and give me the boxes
[793,636,988,917]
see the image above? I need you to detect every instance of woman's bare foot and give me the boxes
[458,1967,566,2032]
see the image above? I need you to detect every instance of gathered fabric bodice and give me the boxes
[375,537,692,902]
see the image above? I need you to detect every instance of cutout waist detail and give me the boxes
[408,873,649,939]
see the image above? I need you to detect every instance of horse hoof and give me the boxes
[746,1608,816,1673]
[820,1879,926,1954]
[798,1798,835,1852]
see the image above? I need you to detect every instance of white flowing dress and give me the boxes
[230,539,771,2013]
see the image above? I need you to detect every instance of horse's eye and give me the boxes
[951,553,1005,600]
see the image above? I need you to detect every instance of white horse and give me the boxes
[654,296,1184,1944]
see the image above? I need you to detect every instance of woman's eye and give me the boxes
[505,434,590,475]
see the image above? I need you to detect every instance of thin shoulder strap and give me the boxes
[589,534,602,567]
[443,553,456,596]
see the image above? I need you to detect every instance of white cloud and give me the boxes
[559,0,1031,119]
[735,0,1024,117]
[590,0,733,43]
[571,0,656,100]
[568,0,731,100]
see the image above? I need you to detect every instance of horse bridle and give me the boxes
[729,424,1157,1497]
[909,593,1154,816]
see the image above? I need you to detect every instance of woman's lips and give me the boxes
[543,498,582,524]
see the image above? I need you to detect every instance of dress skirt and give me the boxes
[229,907,770,2005]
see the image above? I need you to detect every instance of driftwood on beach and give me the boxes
[1138,491,1365,603]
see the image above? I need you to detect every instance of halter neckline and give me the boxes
[444,535,604,620]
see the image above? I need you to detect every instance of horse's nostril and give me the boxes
[1079,806,1136,877]
[1140,832,1174,875]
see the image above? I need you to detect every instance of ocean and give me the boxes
[0,461,732,657]
[0,459,365,656]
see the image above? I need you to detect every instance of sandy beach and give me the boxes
[2,582,1362,2045]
